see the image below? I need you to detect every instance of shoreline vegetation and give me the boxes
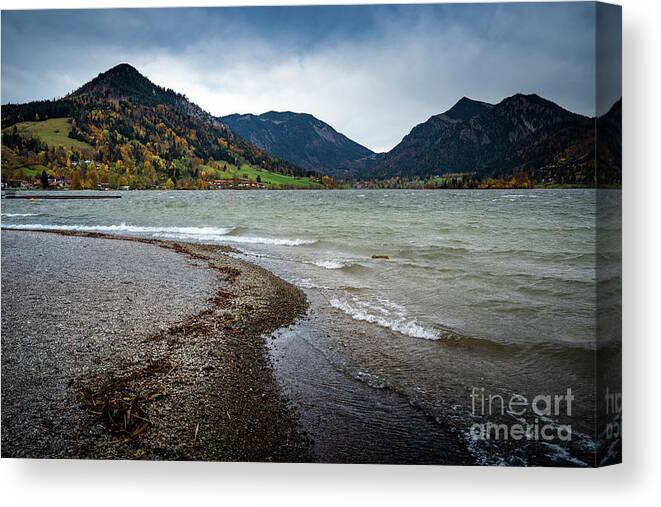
[0,183,621,192]
[0,173,619,192]
[1,228,312,461]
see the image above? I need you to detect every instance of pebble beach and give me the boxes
[1,230,310,461]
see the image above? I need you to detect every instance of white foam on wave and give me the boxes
[312,259,351,270]
[461,429,512,466]
[296,278,333,290]
[220,235,316,246]
[2,223,315,247]
[540,442,589,467]
[329,295,439,340]
[2,213,39,217]
[3,223,233,235]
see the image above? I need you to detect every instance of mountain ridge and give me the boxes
[71,63,174,103]
[364,93,619,186]
[221,110,374,177]
[443,96,494,121]
[1,64,621,187]
[1,64,316,189]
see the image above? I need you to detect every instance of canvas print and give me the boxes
[0,2,621,466]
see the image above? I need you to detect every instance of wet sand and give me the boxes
[1,230,310,461]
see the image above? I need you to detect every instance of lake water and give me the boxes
[1,189,621,465]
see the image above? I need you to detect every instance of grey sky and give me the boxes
[1,3,621,153]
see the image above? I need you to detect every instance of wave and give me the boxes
[216,235,316,246]
[395,245,470,260]
[2,223,233,236]
[1,223,315,247]
[310,259,361,270]
[296,279,334,290]
[329,295,439,340]
[440,326,603,358]
[312,260,348,270]
[540,443,589,467]
[2,213,39,217]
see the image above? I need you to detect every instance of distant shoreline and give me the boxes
[1,184,619,195]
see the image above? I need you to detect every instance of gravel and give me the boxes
[1,230,310,461]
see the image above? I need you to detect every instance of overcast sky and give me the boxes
[1,3,621,153]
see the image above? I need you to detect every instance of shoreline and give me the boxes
[1,228,311,461]
[1,186,617,194]
[1,221,608,465]
[1,226,477,465]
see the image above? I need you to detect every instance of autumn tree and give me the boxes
[40,170,49,189]
[70,168,82,189]
[321,175,335,188]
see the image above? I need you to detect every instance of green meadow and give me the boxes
[3,118,93,151]
[199,162,322,189]
[2,118,322,189]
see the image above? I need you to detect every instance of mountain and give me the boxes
[596,99,622,186]
[443,96,494,120]
[1,68,621,188]
[221,111,374,177]
[2,64,314,189]
[72,63,183,106]
[367,94,621,186]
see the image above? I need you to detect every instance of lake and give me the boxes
[1,189,621,465]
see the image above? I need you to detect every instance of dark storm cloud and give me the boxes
[1,3,619,152]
